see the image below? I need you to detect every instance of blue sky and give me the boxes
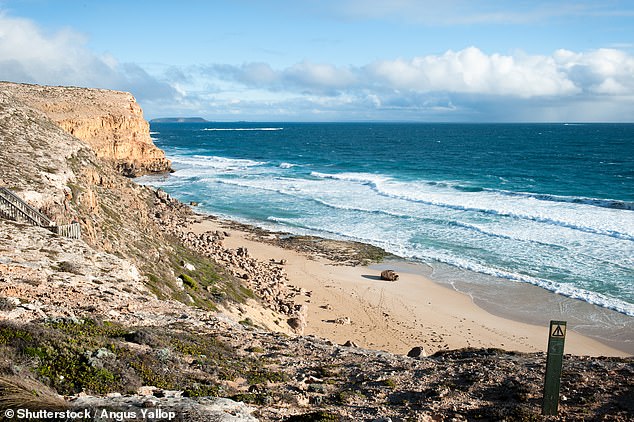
[1,0,633,121]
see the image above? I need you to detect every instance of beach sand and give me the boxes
[189,215,631,358]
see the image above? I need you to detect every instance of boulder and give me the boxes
[380,269,399,281]
[334,316,351,325]
[287,304,308,334]
[407,346,427,358]
[181,260,196,271]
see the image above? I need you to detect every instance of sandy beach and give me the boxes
[188,215,631,358]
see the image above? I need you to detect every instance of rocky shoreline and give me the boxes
[151,189,308,333]
[211,217,392,266]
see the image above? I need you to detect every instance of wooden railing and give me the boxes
[0,187,81,239]
[0,187,53,227]
[52,222,82,239]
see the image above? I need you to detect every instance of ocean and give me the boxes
[139,122,634,318]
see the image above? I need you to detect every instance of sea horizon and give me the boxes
[150,119,634,125]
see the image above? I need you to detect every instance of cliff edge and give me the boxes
[0,81,171,177]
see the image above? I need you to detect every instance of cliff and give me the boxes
[0,82,171,177]
[0,83,257,311]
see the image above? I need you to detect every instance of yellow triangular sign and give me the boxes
[551,324,565,337]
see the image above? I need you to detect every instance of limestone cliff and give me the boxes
[0,81,171,177]
[0,84,248,308]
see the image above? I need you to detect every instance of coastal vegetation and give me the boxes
[2,316,631,420]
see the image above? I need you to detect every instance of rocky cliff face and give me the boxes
[0,82,171,177]
[0,84,253,310]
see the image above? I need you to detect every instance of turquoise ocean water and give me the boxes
[139,122,634,317]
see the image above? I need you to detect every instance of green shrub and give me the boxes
[179,274,197,289]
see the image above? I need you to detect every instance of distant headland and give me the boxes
[150,117,208,123]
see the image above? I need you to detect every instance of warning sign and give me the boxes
[550,322,566,338]
[543,320,567,416]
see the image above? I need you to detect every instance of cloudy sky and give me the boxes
[1,0,633,121]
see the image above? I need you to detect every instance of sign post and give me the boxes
[542,320,567,416]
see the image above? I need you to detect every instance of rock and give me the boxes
[136,386,157,396]
[294,393,310,407]
[343,340,358,347]
[181,260,196,271]
[287,317,303,332]
[380,269,399,281]
[3,297,21,306]
[175,278,184,290]
[156,189,169,201]
[287,305,308,334]
[407,346,427,358]
[334,316,351,325]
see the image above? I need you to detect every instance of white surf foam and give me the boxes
[265,211,634,317]
[201,127,283,131]
[310,171,634,241]
[172,155,265,169]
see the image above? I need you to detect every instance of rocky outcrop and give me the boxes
[151,191,305,332]
[0,82,171,177]
[73,395,258,422]
[380,269,399,281]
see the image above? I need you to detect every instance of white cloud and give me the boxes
[284,60,357,90]
[367,47,580,97]
[188,46,634,121]
[0,12,178,104]
[202,47,634,100]
[239,62,279,85]
[555,48,634,95]
[200,60,357,94]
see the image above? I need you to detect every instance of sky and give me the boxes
[1,0,633,122]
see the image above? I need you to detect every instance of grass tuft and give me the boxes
[0,376,68,411]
